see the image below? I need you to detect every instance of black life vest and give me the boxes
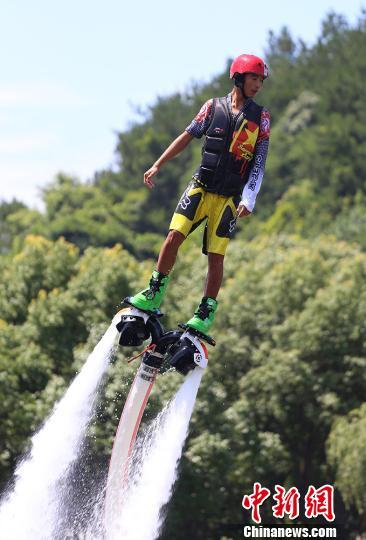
[193,96,263,196]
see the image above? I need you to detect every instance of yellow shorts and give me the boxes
[169,182,240,256]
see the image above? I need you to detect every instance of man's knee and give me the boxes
[166,229,186,248]
[208,252,225,267]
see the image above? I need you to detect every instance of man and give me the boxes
[127,54,271,336]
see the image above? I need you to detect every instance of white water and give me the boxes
[105,368,203,540]
[0,319,118,540]
[0,315,203,540]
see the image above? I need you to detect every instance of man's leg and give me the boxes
[204,253,224,299]
[185,252,222,335]
[157,230,186,275]
[129,181,205,313]
[128,229,186,312]
[185,190,234,335]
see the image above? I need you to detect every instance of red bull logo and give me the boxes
[230,118,259,162]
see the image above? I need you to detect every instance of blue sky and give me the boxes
[1,0,364,208]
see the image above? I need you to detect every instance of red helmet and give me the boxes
[230,54,269,80]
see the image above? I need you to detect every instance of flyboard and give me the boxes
[104,298,215,530]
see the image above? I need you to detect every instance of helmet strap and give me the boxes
[234,74,249,99]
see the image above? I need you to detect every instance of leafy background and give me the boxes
[1,11,366,539]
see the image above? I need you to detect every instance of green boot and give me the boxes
[129,270,170,313]
[186,296,218,335]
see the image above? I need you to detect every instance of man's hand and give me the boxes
[143,132,193,189]
[236,201,251,218]
[144,165,159,189]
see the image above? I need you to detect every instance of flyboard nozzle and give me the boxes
[115,302,213,376]
[142,329,183,370]
[115,304,164,347]
[166,332,209,376]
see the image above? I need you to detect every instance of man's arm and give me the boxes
[238,137,270,214]
[144,131,194,189]
[237,108,271,217]
[144,99,213,189]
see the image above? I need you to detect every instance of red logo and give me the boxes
[242,482,271,524]
[242,484,335,524]
[305,485,335,522]
[272,485,300,520]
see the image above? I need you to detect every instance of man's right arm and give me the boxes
[144,99,213,189]
[144,131,193,189]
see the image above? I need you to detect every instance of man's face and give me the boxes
[243,73,264,97]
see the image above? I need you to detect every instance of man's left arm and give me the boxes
[237,109,271,217]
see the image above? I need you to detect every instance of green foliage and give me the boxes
[1,9,366,538]
[158,235,366,537]
[0,236,144,485]
[261,179,333,236]
[0,235,79,323]
[2,232,366,535]
[331,192,366,249]
[0,200,26,253]
[327,403,366,512]
[0,199,44,255]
